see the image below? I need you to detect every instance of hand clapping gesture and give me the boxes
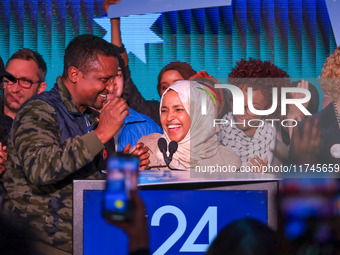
[0,142,7,175]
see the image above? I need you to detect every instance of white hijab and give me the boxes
[157,80,219,169]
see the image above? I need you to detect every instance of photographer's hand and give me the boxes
[107,191,149,253]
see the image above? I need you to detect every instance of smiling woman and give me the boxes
[138,80,241,170]
[160,90,190,142]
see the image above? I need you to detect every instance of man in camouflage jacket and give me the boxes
[2,35,145,255]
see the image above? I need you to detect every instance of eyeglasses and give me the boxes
[2,77,41,89]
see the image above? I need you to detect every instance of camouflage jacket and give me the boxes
[3,77,105,253]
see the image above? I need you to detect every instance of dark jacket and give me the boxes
[290,103,340,164]
[0,97,13,146]
[3,77,104,253]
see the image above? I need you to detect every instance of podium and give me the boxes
[73,171,278,255]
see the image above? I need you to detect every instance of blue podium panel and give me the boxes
[82,189,269,255]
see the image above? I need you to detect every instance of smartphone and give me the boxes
[102,154,139,221]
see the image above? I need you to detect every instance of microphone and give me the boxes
[168,141,178,166]
[149,138,182,170]
[158,138,168,166]
[158,138,167,153]
[158,138,178,168]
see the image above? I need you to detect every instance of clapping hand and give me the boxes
[290,117,321,164]
[248,155,269,173]
[123,143,150,170]
[0,142,7,175]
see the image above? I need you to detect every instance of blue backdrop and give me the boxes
[0,0,337,101]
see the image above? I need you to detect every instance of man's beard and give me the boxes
[3,92,21,114]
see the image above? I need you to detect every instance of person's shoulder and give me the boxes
[19,98,54,113]
[139,132,162,140]
[299,103,334,129]
[127,108,152,122]
[313,103,332,119]
[18,84,59,114]
[138,133,162,144]
[10,99,59,142]
[216,145,242,168]
[15,99,56,124]
[137,112,162,132]
[126,108,162,131]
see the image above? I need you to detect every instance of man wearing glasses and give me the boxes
[0,50,46,204]
[3,48,47,122]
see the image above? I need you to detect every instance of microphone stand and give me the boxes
[148,138,178,170]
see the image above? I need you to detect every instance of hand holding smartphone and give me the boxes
[103,154,139,221]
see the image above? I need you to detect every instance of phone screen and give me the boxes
[103,154,139,221]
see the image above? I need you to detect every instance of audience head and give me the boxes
[105,46,126,100]
[0,56,16,89]
[62,34,120,111]
[111,66,124,98]
[157,61,196,97]
[63,34,121,78]
[3,49,47,119]
[206,217,278,255]
[320,45,340,101]
[228,58,290,136]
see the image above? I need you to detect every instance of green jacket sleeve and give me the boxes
[11,100,104,186]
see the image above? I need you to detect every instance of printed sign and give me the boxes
[83,190,268,255]
[108,0,231,18]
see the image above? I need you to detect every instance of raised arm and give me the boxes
[102,0,161,126]
[102,0,128,65]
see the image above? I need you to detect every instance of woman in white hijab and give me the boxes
[138,80,241,170]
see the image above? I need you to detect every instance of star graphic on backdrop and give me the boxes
[94,13,163,63]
